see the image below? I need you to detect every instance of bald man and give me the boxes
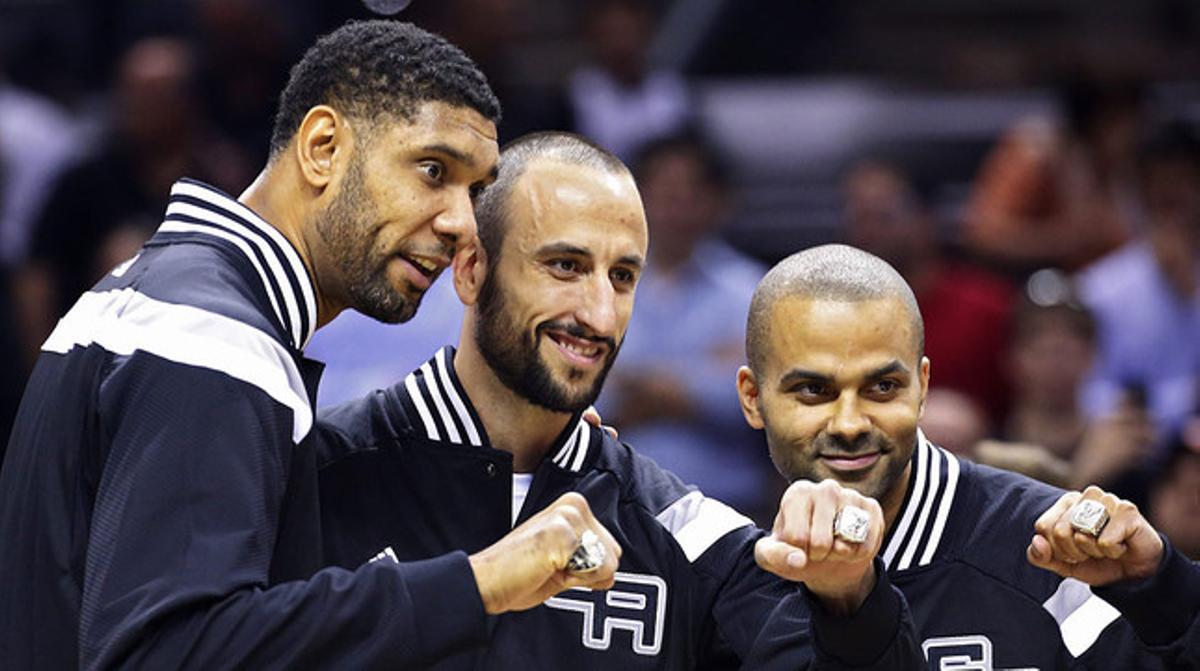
[315,136,925,669]
[737,244,1200,669]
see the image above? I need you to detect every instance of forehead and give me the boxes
[763,296,917,377]
[506,159,648,254]
[367,100,499,166]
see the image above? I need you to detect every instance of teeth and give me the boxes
[559,340,598,357]
[407,257,439,273]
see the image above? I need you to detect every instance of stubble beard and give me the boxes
[315,157,419,324]
[473,267,619,413]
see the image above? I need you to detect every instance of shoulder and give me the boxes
[591,435,759,564]
[47,242,312,440]
[315,384,415,467]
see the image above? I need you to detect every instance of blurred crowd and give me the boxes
[1,0,1197,557]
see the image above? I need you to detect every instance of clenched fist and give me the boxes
[1026,485,1164,586]
[469,492,622,614]
[755,479,884,615]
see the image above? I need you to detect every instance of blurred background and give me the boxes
[1,0,1197,555]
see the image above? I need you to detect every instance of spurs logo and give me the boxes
[922,635,1040,671]
[545,572,666,656]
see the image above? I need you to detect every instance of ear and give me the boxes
[453,239,488,306]
[736,365,765,430]
[294,105,343,190]
[917,356,931,418]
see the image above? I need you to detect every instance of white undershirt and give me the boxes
[512,473,534,527]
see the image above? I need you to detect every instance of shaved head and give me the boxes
[474,131,630,265]
[746,244,924,373]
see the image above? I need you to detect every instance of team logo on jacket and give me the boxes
[545,572,666,656]
[922,635,1039,670]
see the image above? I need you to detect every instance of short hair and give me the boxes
[474,131,629,263]
[746,244,924,373]
[633,129,730,191]
[269,20,501,157]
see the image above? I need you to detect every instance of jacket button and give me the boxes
[484,462,497,478]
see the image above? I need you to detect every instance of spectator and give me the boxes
[597,131,773,521]
[965,75,1147,273]
[1149,420,1200,560]
[567,0,690,161]
[14,36,253,367]
[1077,123,1200,444]
[842,160,1016,423]
[974,281,1156,499]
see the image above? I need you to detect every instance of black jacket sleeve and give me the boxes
[735,557,925,670]
[1090,536,1200,669]
[79,355,488,669]
[692,526,924,670]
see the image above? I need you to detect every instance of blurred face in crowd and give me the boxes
[473,159,647,412]
[1150,450,1200,560]
[738,296,930,508]
[1142,152,1200,297]
[315,101,499,323]
[842,162,932,274]
[639,148,724,259]
[116,38,198,147]
[1010,309,1094,411]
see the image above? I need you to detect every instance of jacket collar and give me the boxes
[400,346,599,474]
[154,178,318,351]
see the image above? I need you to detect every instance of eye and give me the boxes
[611,267,637,288]
[548,258,580,275]
[469,182,487,201]
[792,382,827,399]
[420,161,445,183]
[867,379,901,399]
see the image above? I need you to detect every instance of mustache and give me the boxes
[536,321,617,351]
[813,432,890,456]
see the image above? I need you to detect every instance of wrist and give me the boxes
[809,563,876,616]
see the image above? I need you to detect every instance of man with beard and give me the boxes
[0,22,623,670]
[735,244,1200,669]
[316,133,925,669]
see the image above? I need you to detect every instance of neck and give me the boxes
[880,460,912,534]
[239,165,345,329]
[453,341,575,472]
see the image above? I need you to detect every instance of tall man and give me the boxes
[316,132,925,669]
[0,21,621,669]
[737,244,1200,669]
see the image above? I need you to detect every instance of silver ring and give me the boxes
[833,505,871,544]
[1069,499,1109,537]
[567,529,606,573]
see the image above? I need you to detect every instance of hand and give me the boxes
[1070,402,1156,489]
[468,492,621,614]
[1027,485,1164,586]
[755,479,884,615]
[582,406,618,439]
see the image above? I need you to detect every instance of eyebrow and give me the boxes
[778,360,910,387]
[535,243,645,270]
[419,143,479,170]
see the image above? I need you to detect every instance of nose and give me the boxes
[828,391,871,442]
[432,190,478,251]
[575,273,618,338]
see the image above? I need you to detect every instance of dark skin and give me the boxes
[235,107,628,616]
[240,100,499,328]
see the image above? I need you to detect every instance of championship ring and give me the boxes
[567,529,606,573]
[833,505,871,544]
[1069,499,1109,537]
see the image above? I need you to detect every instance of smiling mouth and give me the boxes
[398,253,446,278]
[544,330,607,364]
[819,452,882,472]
